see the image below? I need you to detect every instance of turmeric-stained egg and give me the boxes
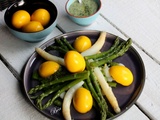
[109,65,133,86]
[64,50,86,73]
[73,36,92,52]
[73,87,93,113]
[39,61,60,78]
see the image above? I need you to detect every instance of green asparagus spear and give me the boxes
[86,60,112,119]
[90,38,132,67]
[53,98,63,107]
[85,77,107,120]
[28,71,90,95]
[55,38,69,51]
[36,83,67,109]
[61,37,75,50]
[107,81,117,88]
[41,77,89,110]
[84,37,120,60]
[46,46,68,54]
[86,39,126,64]
[84,60,107,120]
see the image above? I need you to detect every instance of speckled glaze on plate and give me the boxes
[23,30,145,120]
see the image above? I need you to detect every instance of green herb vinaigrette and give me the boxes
[69,0,98,17]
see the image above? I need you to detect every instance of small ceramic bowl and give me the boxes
[4,0,58,42]
[65,0,101,26]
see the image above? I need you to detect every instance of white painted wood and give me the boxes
[115,105,149,120]
[112,42,160,120]
[0,61,48,120]
[132,44,160,119]
[101,0,160,63]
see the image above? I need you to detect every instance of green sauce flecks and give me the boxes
[69,0,98,17]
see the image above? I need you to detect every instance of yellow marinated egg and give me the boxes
[31,8,50,27]
[73,87,93,113]
[12,10,30,29]
[109,65,133,86]
[73,36,92,52]
[39,61,60,78]
[22,21,44,33]
[64,50,86,73]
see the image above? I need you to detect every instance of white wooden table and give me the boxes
[0,0,160,119]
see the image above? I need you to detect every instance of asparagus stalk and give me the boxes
[90,38,132,67]
[84,37,120,60]
[85,60,108,120]
[61,37,75,50]
[42,77,89,110]
[28,71,90,94]
[85,77,107,120]
[53,98,63,107]
[46,37,75,54]
[55,38,69,51]
[36,83,67,109]
[46,46,68,54]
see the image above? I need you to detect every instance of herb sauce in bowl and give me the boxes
[69,0,98,17]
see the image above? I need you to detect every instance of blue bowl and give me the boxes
[4,0,58,42]
[65,0,101,26]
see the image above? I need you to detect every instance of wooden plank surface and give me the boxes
[0,61,48,120]
[101,0,160,63]
[134,44,160,119]
[116,105,149,120]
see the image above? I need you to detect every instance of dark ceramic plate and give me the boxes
[23,30,145,120]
